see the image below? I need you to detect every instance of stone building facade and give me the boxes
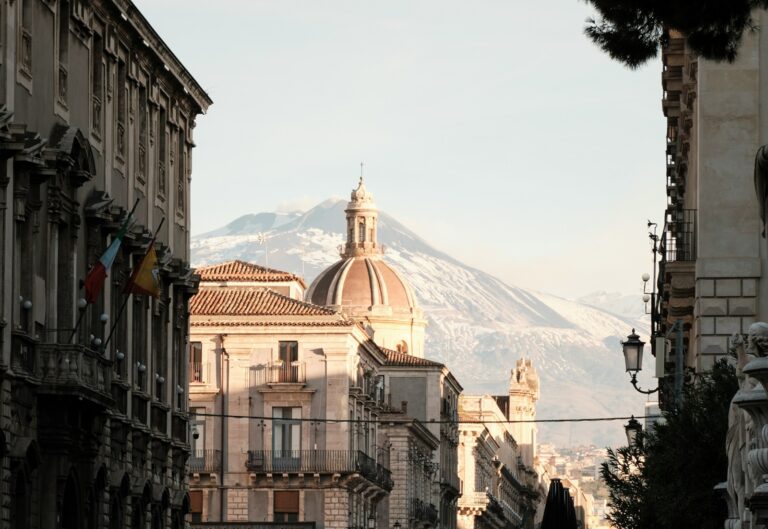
[0,0,210,528]
[659,23,764,381]
[457,361,540,529]
[188,260,394,527]
[655,11,768,527]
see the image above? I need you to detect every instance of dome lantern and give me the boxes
[343,171,380,259]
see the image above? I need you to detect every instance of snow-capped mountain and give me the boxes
[192,199,653,447]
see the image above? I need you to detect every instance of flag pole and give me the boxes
[70,198,141,345]
[103,216,165,352]
[68,306,87,344]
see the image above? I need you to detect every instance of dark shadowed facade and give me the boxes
[0,1,210,527]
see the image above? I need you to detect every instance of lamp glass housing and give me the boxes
[625,416,642,448]
[622,329,645,373]
[368,513,376,529]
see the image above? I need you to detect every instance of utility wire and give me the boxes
[192,412,663,425]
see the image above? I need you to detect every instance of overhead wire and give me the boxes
[192,412,663,425]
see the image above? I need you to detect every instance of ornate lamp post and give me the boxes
[621,321,685,404]
[621,329,657,394]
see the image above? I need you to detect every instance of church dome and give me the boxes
[305,175,426,356]
[306,256,418,313]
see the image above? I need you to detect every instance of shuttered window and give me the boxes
[274,490,299,522]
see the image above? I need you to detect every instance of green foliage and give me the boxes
[583,0,768,68]
[600,359,738,529]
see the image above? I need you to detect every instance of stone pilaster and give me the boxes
[696,277,758,370]
[227,488,248,521]
[323,488,349,529]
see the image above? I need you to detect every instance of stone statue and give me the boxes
[748,322,768,357]
[726,333,753,526]
[755,145,768,237]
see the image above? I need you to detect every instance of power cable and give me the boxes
[191,412,663,425]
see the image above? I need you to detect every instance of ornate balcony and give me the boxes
[252,360,306,386]
[189,361,211,384]
[411,498,439,526]
[189,449,221,474]
[36,343,112,405]
[246,450,392,491]
[189,522,315,529]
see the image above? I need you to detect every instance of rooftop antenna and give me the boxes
[360,161,364,184]
[257,232,269,268]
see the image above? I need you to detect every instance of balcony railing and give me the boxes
[189,522,315,529]
[498,499,524,526]
[246,450,392,490]
[411,498,439,525]
[188,449,221,474]
[251,361,306,386]
[37,343,112,403]
[661,209,696,262]
[189,362,211,384]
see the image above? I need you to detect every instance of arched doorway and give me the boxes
[10,468,29,529]
[61,473,81,529]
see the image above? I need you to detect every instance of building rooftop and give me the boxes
[381,348,444,367]
[196,260,306,287]
[190,288,340,318]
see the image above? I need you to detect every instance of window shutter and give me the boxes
[274,491,299,513]
[189,490,203,513]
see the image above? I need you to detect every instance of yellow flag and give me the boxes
[124,242,160,297]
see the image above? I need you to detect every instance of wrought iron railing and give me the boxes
[189,522,315,529]
[188,449,221,474]
[189,362,210,384]
[661,209,696,262]
[411,498,439,525]
[246,450,392,490]
[251,361,306,385]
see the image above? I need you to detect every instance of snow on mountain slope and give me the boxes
[191,199,652,447]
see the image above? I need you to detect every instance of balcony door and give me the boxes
[278,341,298,382]
[272,407,301,471]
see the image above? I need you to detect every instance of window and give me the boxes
[19,0,33,76]
[152,299,167,401]
[157,105,167,196]
[91,32,103,136]
[116,58,127,159]
[189,490,203,523]
[133,296,147,391]
[137,84,147,185]
[57,0,69,104]
[272,407,300,454]
[278,341,298,382]
[273,491,299,523]
[176,129,185,213]
[190,342,203,383]
[358,221,365,242]
[190,407,205,453]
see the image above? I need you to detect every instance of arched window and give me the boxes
[358,220,365,243]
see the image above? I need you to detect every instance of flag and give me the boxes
[83,213,133,303]
[124,242,161,298]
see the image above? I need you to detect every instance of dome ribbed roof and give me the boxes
[306,256,418,312]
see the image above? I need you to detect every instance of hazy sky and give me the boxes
[135,0,667,299]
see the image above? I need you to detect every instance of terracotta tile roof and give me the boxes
[191,319,352,327]
[190,288,339,317]
[196,260,306,287]
[381,348,444,368]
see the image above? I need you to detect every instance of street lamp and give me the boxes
[393,522,401,529]
[621,329,658,395]
[368,512,376,529]
[624,416,642,448]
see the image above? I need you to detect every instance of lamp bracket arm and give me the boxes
[630,373,659,395]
